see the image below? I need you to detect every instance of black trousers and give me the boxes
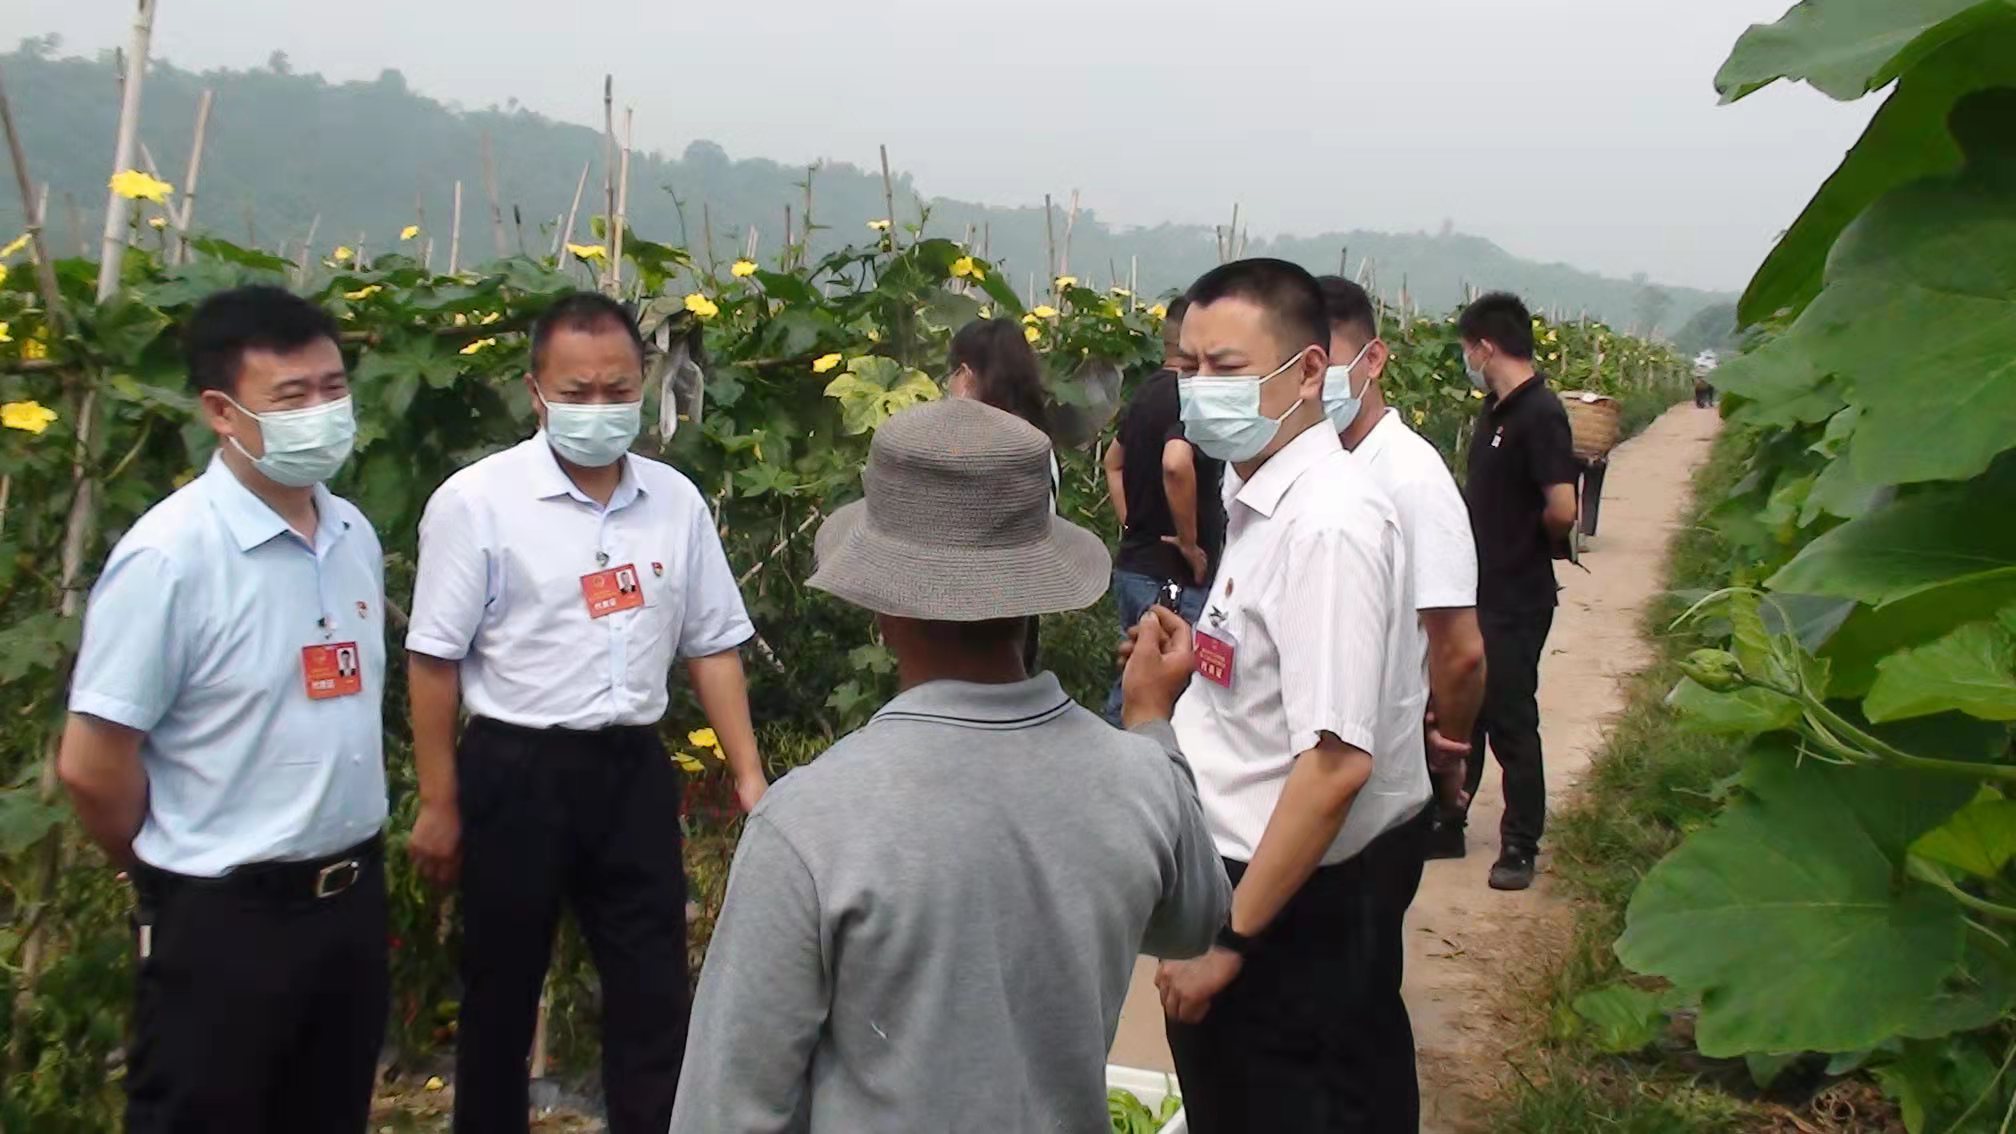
[1453,607,1556,856]
[454,718,689,1134]
[1578,460,1607,537]
[1167,814,1428,1133]
[126,840,389,1134]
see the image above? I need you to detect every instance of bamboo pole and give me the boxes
[172,87,211,265]
[700,202,718,275]
[1058,189,1079,282]
[1043,194,1056,291]
[0,63,67,327]
[481,130,507,258]
[63,192,85,256]
[448,180,462,274]
[556,159,590,260]
[292,213,320,286]
[878,144,898,250]
[783,204,793,268]
[609,107,632,295]
[512,205,525,258]
[98,3,156,302]
[601,75,615,281]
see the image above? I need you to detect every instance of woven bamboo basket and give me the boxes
[1561,391,1621,462]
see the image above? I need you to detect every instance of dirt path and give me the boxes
[1108,403,1723,1129]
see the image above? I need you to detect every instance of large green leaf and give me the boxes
[1570,983,1674,1053]
[1617,748,1973,1056]
[1791,114,2016,486]
[1713,336,1843,426]
[1824,567,2016,694]
[821,356,940,435]
[1770,464,2016,605]
[0,789,67,856]
[1667,677,1803,734]
[1911,795,2016,877]
[1736,21,2016,323]
[1866,612,2016,722]
[1714,0,1998,102]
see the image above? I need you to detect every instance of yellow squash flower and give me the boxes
[684,293,720,319]
[108,169,173,203]
[452,312,468,326]
[480,311,502,325]
[0,232,29,259]
[0,263,7,287]
[0,322,10,343]
[400,225,421,241]
[344,284,382,301]
[1111,287,1132,298]
[688,728,721,751]
[1411,409,1427,426]
[171,468,195,488]
[1030,304,1058,320]
[674,753,707,774]
[977,305,992,320]
[459,337,498,355]
[867,219,892,232]
[1470,388,1486,399]
[731,260,759,278]
[867,329,882,343]
[812,353,843,374]
[1054,276,1078,290]
[566,242,608,262]
[21,336,47,360]
[331,245,355,263]
[1147,304,1168,320]
[147,216,167,230]
[951,256,983,280]
[1024,324,1041,343]
[2,399,57,434]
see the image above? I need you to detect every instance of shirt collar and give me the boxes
[200,453,346,555]
[1488,372,1547,416]
[1354,407,1402,461]
[525,433,645,511]
[869,673,1074,731]
[1233,421,1343,520]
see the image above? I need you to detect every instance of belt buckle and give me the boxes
[313,858,361,899]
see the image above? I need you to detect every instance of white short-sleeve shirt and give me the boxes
[1172,425,1431,865]
[68,456,389,877]
[1355,409,1478,611]
[406,435,754,730]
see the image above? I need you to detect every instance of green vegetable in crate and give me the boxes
[1108,1086,1182,1133]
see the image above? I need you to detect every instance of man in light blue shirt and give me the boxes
[59,285,390,1134]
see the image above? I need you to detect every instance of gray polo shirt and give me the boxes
[670,674,1230,1133]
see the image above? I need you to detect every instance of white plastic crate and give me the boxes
[1106,1063,1186,1133]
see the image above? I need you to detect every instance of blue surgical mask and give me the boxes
[539,391,642,468]
[1178,353,1305,464]
[1462,346,1489,391]
[1322,342,1374,432]
[226,395,356,488]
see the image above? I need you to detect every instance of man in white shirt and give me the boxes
[1318,274,1487,1129]
[1158,259,1430,1131]
[404,292,766,1134]
[59,285,389,1133]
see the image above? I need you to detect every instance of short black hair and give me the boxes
[530,291,647,374]
[184,285,340,395]
[1165,295,1190,326]
[1458,291,1535,360]
[1315,275,1378,346]
[1183,258,1327,354]
[949,317,1050,434]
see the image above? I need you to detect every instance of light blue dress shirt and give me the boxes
[68,455,389,877]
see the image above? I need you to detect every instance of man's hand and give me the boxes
[1119,606,1195,727]
[1155,947,1244,1025]
[1160,536,1209,586]
[1424,711,1472,811]
[735,770,769,814]
[408,800,462,887]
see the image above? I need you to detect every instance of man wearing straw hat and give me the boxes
[669,397,1230,1132]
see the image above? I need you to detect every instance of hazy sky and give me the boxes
[4,0,1875,292]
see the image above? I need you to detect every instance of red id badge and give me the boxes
[581,563,646,619]
[302,642,364,700]
[1194,627,1237,689]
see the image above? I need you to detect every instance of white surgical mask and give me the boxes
[539,391,641,468]
[1178,353,1305,464]
[226,395,356,487]
[1321,341,1374,433]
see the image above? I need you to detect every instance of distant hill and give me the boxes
[0,39,1730,332]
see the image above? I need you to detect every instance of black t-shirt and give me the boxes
[1464,374,1580,611]
[1114,371,1225,583]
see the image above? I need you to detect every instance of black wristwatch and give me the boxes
[1215,923,1257,958]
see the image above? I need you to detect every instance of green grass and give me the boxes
[1478,429,1775,1133]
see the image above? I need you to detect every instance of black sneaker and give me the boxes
[1489,851,1537,891]
[1424,818,1468,861]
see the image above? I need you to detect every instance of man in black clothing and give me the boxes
[1101,297,1225,722]
[1439,292,1580,892]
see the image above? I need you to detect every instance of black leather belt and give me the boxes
[137,833,382,903]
